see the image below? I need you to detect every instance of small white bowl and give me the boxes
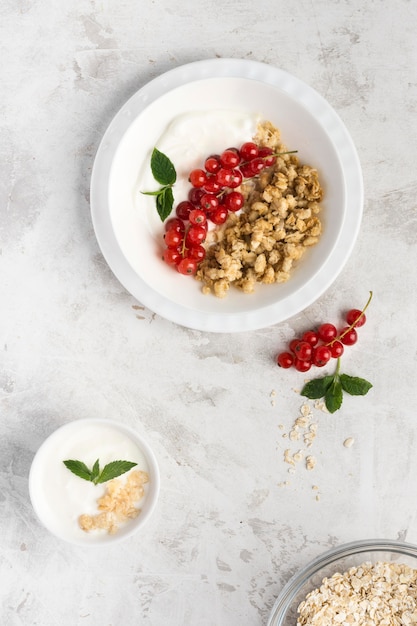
[29,419,160,546]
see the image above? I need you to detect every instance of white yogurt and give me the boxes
[136,109,261,236]
[29,420,154,545]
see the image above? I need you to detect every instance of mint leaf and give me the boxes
[91,459,100,483]
[325,378,343,413]
[301,375,334,400]
[63,460,93,482]
[63,458,137,484]
[95,460,137,484]
[156,186,174,221]
[340,374,372,396]
[151,148,176,186]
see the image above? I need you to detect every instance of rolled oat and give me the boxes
[297,561,417,625]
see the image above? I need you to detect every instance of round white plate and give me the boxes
[90,58,363,333]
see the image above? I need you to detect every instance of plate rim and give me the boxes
[90,58,363,333]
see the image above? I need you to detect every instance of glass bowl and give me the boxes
[267,539,417,625]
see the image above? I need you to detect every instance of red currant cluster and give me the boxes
[162,142,278,275]
[276,308,367,372]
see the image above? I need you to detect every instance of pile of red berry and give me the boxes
[163,142,278,275]
[276,307,368,372]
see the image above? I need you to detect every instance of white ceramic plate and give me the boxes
[91,58,363,333]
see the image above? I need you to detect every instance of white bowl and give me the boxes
[91,58,363,332]
[29,419,160,546]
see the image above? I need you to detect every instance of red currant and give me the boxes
[203,175,221,194]
[258,146,277,167]
[164,229,183,248]
[204,155,221,174]
[223,191,244,212]
[318,323,337,342]
[293,341,312,361]
[249,157,266,175]
[188,245,206,262]
[177,257,198,275]
[301,330,320,347]
[216,168,233,187]
[176,201,194,220]
[312,345,331,367]
[276,352,294,368]
[210,206,228,225]
[227,169,243,189]
[162,247,182,266]
[289,339,301,354]
[239,163,254,178]
[340,327,358,346]
[294,358,312,372]
[239,142,259,161]
[200,193,219,213]
[220,149,241,169]
[329,340,344,358]
[185,225,206,247]
[346,309,366,327]
[189,209,207,226]
[188,188,205,206]
[189,169,207,188]
[164,217,185,233]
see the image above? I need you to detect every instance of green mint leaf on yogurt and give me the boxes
[150,147,176,186]
[141,148,176,221]
[94,460,138,484]
[90,459,100,483]
[63,460,93,482]
[63,459,137,485]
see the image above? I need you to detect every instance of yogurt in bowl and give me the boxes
[29,419,160,545]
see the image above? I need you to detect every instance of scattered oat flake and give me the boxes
[284,449,295,466]
[343,437,355,448]
[289,428,300,441]
[293,450,304,463]
[306,455,316,471]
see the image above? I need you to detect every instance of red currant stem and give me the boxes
[240,150,298,168]
[269,150,298,158]
[326,291,373,347]
[180,225,190,257]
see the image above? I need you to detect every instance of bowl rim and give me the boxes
[267,538,417,625]
[29,418,160,546]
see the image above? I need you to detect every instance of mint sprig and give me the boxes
[63,458,137,485]
[141,148,176,221]
[301,358,372,413]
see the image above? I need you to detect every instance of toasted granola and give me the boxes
[195,121,323,297]
[297,561,417,625]
[79,469,149,535]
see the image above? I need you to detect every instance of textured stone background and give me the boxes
[1,1,417,624]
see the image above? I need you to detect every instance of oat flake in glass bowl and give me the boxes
[267,539,417,626]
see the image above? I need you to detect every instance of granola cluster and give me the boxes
[79,470,149,535]
[297,561,417,625]
[195,121,323,298]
